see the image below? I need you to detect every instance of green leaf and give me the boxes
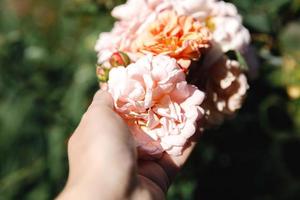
[225,50,249,71]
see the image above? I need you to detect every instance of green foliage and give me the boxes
[0,0,116,199]
[0,0,300,199]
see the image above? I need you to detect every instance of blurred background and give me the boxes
[0,0,300,199]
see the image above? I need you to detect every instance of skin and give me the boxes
[56,90,198,200]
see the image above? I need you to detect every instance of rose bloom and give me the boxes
[167,0,251,53]
[95,0,169,65]
[94,20,140,65]
[208,1,251,53]
[199,56,249,126]
[135,11,211,70]
[108,54,205,156]
[95,0,250,67]
[111,0,165,21]
[170,0,216,19]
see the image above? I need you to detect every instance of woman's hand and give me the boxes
[57,90,198,200]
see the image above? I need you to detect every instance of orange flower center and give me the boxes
[135,11,212,67]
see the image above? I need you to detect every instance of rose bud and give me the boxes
[109,51,131,67]
[96,66,110,82]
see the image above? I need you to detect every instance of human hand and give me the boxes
[57,90,198,200]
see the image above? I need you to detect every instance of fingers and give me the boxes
[167,134,199,168]
[136,131,201,197]
[138,160,170,193]
[156,130,201,182]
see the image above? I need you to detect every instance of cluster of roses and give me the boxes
[95,0,250,157]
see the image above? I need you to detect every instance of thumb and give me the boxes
[89,90,114,110]
[80,90,115,125]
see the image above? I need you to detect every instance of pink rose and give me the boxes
[171,0,216,19]
[108,54,205,156]
[95,20,140,65]
[200,56,249,126]
[111,0,163,20]
[171,0,251,53]
[209,1,251,52]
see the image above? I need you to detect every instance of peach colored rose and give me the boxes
[94,0,211,66]
[108,54,205,156]
[135,11,211,70]
[95,0,170,66]
[95,0,250,67]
